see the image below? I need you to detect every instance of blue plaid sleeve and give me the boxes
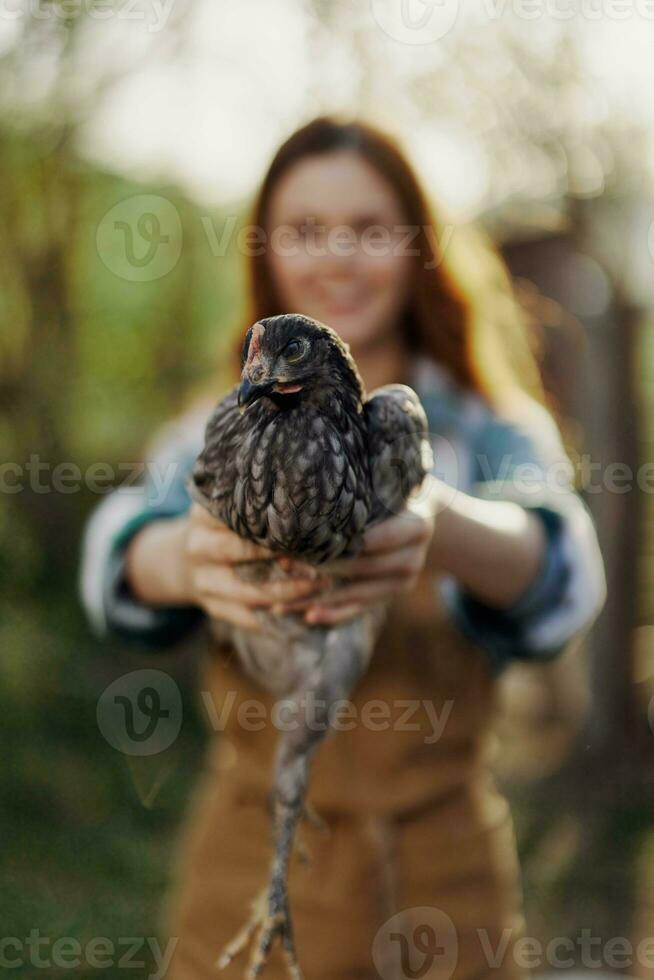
[79,419,206,649]
[439,409,606,673]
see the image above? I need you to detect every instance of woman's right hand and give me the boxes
[176,504,330,631]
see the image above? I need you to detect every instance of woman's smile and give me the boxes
[267,149,413,354]
[316,279,374,316]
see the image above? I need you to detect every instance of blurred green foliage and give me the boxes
[0,123,247,975]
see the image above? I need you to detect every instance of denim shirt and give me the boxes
[79,360,606,673]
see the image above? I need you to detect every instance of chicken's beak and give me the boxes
[238,376,273,411]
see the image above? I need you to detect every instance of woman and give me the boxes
[80,117,606,980]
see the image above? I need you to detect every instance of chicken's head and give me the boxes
[237,313,364,411]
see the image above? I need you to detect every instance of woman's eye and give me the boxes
[284,340,303,361]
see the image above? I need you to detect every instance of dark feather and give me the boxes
[187,314,431,980]
[189,316,430,561]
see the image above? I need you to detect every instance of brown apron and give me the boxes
[163,576,526,980]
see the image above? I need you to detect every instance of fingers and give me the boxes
[201,597,264,632]
[360,511,433,556]
[194,564,327,609]
[305,575,416,613]
[189,503,226,529]
[276,556,322,579]
[273,518,432,617]
[305,603,365,626]
[188,505,274,564]
[323,544,422,581]
[187,505,432,631]
[219,533,275,564]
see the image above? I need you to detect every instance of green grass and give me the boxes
[0,593,206,979]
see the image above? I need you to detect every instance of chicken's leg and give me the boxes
[218,697,321,980]
[218,612,382,980]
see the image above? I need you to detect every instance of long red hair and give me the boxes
[235,116,544,408]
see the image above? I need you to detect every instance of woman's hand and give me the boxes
[278,471,549,623]
[181,505,333,631]
[280,490,438,626]
[126,504,329,632]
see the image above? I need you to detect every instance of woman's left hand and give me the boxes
[279,487,438,626]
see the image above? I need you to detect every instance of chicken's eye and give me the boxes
[284,339,304,362]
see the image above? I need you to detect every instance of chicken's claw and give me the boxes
[217,885,303,980]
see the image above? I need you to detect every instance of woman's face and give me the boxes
[265,150,413,353]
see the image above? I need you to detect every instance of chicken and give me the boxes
[188,313,431,980]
